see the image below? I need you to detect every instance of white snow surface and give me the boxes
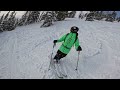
[0,18,120,79]
[74,11,90,18]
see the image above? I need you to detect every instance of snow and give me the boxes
[74,11,90,18]
[0,18,120,79]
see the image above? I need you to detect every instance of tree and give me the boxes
[0,11,17,31]
[26,11,40,24]
[85,12,94,21]
[25,11,33,25]
[111,11,117,21]
[93,11,104,20]
[55,11,68,21]
[0,14,5,32]
[32,11,40,22]
[40,11,56,27]
[4,11,10,20]
[18,11,30,26]
[78,11,85,19]
[0,14,4,24]
[68,11,76,18]
[7,11,17,31]
[39,11,46,21]
[105,11,116,22]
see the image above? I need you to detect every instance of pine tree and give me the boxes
[85,12,94,21]
[25,11,33,25]
[26,11,40,24]
[68,11,76,18]
[0,11,10,31]
[0,14,4,24]
[78,11,85,19]
[0,14,5,32]
[18,11,29,26]
[55,11,68,21]
[111,11,117,21]
[18,11,41,26]
[94,11,104,20]
[4,11,10,20]
[31,11,40,23]
[39,11,46,21]
[105,11,115,22]
[7,11,17,31]
[40,11,56,27]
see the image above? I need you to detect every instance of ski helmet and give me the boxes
[70,26,79,33]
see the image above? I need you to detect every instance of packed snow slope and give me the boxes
[0,18,120,79]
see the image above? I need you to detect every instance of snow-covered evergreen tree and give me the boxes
[0,11,10,31]
[78,11,85,19]
[0,11,17,31]
[55,11,68,21]
[94,11,104,20]
[7,11,17,31]
[40,11,68,27]
[39,11,47,21]
[111,11,117,21]
[4,11,10,20]
[18,11,30,26]
[104,11,116,22]
[26,11,40,24]
[40,11,56,27]
[105,14,113,22]
[68,11,76,18]
[0,14,5,32]
[85,12,94,21]
[25,11,33,25]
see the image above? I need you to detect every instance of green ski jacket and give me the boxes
[56,32,80,54]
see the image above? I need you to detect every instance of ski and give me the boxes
[48,55,67,79]
[52,63,64,79]
[49,57,63,79]
[59,72,67,77]
[54,63,67,78]
[56,64,67,77]
[54,69,64,79]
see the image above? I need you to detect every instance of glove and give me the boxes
[53,40,57,44]
[77,46,82,51]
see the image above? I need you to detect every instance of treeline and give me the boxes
[85,11,119,22]
[0,11,120,32]
[0,11,77,32]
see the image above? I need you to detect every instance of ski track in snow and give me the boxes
[0,18,120,79]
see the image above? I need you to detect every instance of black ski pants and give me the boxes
[54,50,67,60]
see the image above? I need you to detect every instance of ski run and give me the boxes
[0,18,120,79]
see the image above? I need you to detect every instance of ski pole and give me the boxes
[75,51,80,70]
[48,43,56,70]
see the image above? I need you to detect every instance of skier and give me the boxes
[53,26,82,63]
